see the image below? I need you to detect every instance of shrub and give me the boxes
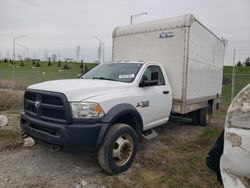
[32,60,36,65]
[58,60,61,67]
[48,58,52,66]
[63,64,70,70]
[245,57,250,66]
[36,62,40,67]
[237,61,242,66]
[20,62,24,66]
[4,58,8,63]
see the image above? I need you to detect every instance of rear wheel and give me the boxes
[199,105,212,126]
[98,123,137,174]
[191,110,200,125]
[191,105,212,126]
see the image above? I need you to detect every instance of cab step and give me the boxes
[141,129,158,140]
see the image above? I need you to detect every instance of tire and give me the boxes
[199,105,212,126]
[191,110,200,125]
[98,123,137,174]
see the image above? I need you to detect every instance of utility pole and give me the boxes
[94,36,105,64]
[130,12,148,24]
[13,35,26,61]
[17,44,28,60]
[12,35,26,89]
[231,49,236,101]
[76,46,80,62]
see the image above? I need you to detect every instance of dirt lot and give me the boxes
[0,106,225,188]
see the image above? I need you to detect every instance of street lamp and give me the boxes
[94,36,105,64]
[17,44,28,60]
[130,12,148,24]
[13,35,26,60]
[12,35,26,89]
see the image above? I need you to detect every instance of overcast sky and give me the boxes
[0,0,249,65]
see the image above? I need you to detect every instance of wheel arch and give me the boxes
[96,103,143,148]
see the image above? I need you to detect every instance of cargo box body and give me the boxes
[112,14,226,114]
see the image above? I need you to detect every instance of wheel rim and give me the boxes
[112,133,133,166]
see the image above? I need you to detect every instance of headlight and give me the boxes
[70,102,105,119]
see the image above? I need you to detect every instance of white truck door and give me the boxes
[136,65,172,130]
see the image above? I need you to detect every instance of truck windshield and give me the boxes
[81,63,142,83]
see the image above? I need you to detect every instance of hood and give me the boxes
[28,79,129,101]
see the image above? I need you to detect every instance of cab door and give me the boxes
[136,65,172,130]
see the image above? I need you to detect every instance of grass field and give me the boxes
[0,60,97,89]
[0,60,97,72]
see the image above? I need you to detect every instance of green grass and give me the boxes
[223,66,250,74]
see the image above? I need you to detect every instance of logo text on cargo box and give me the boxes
[159,32,174,39]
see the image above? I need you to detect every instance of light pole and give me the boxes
[13,35,26,61]
[130,12,148,24]
[94,36,105,64]
[12,35,26,89]
[17,44,28,60]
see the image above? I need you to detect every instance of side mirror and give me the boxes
[139,80,158,87]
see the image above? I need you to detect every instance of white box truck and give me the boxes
[113,14,226,118]
[20,14,226,174]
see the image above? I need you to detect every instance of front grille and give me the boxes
[24,90,72,124]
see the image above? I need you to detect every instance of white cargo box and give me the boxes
[112,14,226,114]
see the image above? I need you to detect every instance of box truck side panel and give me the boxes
[113,27,186,100]
[186,21,225,100]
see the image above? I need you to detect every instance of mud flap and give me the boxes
[206,129,224,184]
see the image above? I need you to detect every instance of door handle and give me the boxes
[163,91,169,94]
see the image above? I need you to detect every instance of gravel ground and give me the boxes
[0,115,225,188]
[0,146,105,188]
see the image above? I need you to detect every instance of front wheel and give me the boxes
[98,123,137,174]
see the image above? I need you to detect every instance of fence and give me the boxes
[222,74,250,106]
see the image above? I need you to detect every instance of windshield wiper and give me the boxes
[92,77,117,81]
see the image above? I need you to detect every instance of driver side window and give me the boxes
[140,65,165,85]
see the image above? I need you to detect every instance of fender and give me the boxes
[96,103,143,148]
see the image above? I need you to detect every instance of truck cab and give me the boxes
[21,61,172,174]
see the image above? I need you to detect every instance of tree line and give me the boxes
[237,57,250,66]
